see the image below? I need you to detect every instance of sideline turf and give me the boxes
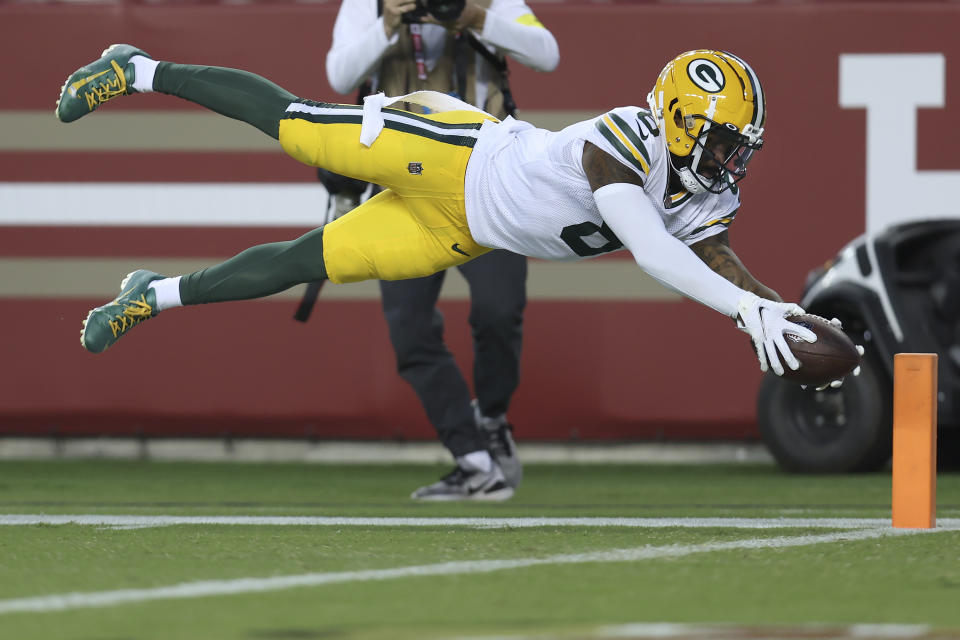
[4,460,956,517]
[1,461,959,639]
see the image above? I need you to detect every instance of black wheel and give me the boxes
[757,351,892,472]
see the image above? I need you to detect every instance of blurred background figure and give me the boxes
[320,0,559,500]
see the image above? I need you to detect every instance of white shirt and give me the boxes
[326,0,559,100]
[464,107,741,262]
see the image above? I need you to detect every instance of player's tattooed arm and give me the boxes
[582,141,644,191]
[580,145,782,301]
[690,229,783,302]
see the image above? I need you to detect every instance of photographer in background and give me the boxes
[324,0,558,500]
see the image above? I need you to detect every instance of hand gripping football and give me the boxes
[778,314,862,386]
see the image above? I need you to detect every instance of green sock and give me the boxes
[153,62,297,139]
[179,227,328,305]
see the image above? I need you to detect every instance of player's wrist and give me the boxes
[735,291,759,323]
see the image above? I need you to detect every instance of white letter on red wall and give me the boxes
[839,53,959,234]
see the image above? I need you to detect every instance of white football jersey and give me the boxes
[463,106,741,261]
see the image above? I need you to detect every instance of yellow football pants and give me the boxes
[278,102,497,283]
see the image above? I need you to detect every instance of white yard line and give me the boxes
[594,622,932,639]
[453,622,938,640]
[0,527,928,615]
[4,514,960,529]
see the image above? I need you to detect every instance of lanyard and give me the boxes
[409,24,428,81]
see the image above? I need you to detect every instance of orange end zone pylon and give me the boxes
[892,353,938,529]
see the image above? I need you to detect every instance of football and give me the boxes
[776,314,861,386]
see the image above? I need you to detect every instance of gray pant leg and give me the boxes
[380,250,527,457]
[458,250,528,418]
[380,273,483,457]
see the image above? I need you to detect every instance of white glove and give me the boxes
[802,318,865,390]
[736,292,817,376]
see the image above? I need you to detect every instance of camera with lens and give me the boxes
[402,0,466,24]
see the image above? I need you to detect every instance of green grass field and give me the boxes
[2,460,959,639]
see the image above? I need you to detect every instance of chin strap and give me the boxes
[677,167,707,194]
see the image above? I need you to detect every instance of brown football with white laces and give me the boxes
[776,314,861,386]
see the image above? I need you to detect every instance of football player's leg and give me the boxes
[80,226,329,353]
[151,62,297,139]
[177,227,328,304]
[80,189,476,353]
[57,44,309,140]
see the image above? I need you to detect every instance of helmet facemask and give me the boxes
[672,110,764,194]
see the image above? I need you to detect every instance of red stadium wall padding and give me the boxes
[0,298,753,440]
[3,1,960,440]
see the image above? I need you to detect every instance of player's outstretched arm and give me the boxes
[690,230,782,302]
[583,143,816,375]
[584,144,749,318]
[582,142,780,304]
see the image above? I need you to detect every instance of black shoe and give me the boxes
[410,463,513,501]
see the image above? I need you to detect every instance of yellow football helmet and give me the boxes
[647,50,765,194]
